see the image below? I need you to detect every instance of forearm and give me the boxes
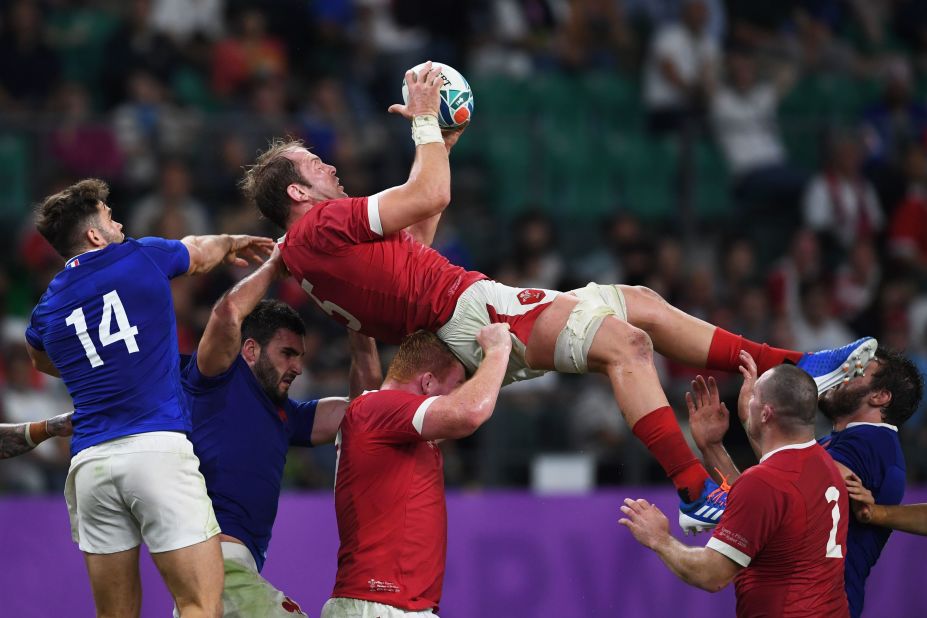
[0,421,53,459]
[347,332,382,399]
[216,258,280,322]
[699,443,741,483]
[407,139,451,212]
[652,539,730,592]
[869,504,927,536]
[182,234,234,275]
[444,349,508,429]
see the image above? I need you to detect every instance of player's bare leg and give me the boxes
[619,284,876,393]
[151,536,223,618]
[83,546,142,618]
[526,295,709,502]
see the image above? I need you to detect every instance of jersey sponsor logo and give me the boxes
[368,578,401,593]
[517,289,545,305]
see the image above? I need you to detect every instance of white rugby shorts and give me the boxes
[321,597,437,618]
[437,279,558,384]
[64,431,220,554]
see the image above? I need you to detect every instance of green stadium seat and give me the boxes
[0,135,29,219]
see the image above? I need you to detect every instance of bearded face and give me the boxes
[818,359,881,421]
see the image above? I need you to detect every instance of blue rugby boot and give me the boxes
[797,337,878,395]
[679,476,730,535]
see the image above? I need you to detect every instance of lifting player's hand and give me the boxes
[845,473,875,524]
[686,375,730,450]
[265,244,289,279]
[476,323,513,358]
[223,235,276,267]
[389,61,442,120]
[619,498,670,550]
[736,350,758,425]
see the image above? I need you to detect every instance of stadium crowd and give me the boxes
[2,0,927,493]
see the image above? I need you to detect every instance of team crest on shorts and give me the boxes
[517,289,545,305]
[281,596,303,613]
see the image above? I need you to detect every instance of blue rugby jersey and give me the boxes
[182,353,317,572]
[819,422,905,618]
[25,238,190,455]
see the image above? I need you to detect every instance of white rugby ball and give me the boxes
[401,62,474,129]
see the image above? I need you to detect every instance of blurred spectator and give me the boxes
[717,237,758,305]
[468,0,559,77]
[298,77,382,196]
[211,7,288,99]
[495,210,565,289]
[888,142,927,273]
[802,130,883,252]
[46,82,124,180]
[833,240,881,321]
[113,69,201,189]
[790,278,854,351]
[128,158,210,237]
[150,0,224,45]
[767,228,823,317]
[643,0,720,135]
[46,0,118,92]
[861,58,927,170]
[100,0,180,110]
[711,47,807,215]
[792,3,858,75]
[0,0,62,113]
[730,284,773,344]
[559,0,638,72]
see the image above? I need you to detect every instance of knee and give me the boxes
[598,320,654,367]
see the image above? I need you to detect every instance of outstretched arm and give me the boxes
[196,247,288,377]
[405,125,468,246]
[0,412,72,459]
[846,475,927,536]
[736,351,762,459]
[376,62,451,243]
[181,234,275,276]
[686,375,742,483]
[619,498,742,592]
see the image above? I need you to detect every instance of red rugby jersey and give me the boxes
[331,389,447,611]
[708,441,850,618]
[280,196,485,344]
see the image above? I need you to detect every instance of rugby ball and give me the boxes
[401,62,474,129]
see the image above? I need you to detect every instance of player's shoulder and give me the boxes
[835,423,901,453]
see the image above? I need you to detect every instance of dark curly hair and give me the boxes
[871,347,924,427]
[35,178,109,258]
[241,299,306,347]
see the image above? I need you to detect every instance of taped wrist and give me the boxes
[411,114,442,146]
[23,423,36,448]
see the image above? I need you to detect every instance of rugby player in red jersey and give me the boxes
[321,324,511,618]
[621,363,850,618]
[240,61,875,530]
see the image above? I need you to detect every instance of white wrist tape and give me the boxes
[411,114,442,146]
[23,423,36,448]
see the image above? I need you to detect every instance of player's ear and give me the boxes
[869,389,891,410]
[85,224,105,248]
[241,338,260,364]
[286,183,308,203]
[420,371,436,396]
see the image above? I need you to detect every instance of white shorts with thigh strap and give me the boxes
[554,282,628,374]
[64,431,220,554]
[437,279,559,385]
[173,542,308,618]
[322,597,437,618]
